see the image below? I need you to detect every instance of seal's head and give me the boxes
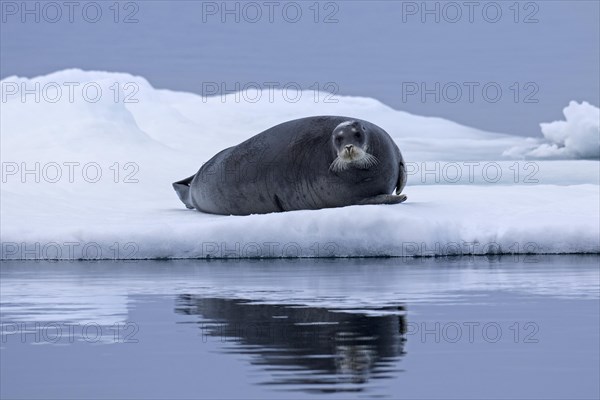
[330,120,378,172]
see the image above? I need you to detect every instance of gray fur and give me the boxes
[173,116,407,215]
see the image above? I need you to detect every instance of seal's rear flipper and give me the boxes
[173,175,195,209]
[357,194,407,206]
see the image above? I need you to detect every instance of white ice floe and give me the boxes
[1,70,598,259]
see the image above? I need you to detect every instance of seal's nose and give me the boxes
[345,144,354,151]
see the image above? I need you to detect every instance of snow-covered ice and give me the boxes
[505,101,600,159]
[1,70,598,259]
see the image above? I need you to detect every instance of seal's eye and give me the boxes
[335,137,342,144]
[354,132,361,140]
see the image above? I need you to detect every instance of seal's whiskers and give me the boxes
[354,153,379,169]
[329,152,379,172]
[329,156,350,172]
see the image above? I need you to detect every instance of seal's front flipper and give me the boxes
[357,194,407,205]
[173,175,195,209]
[396,160,407,195]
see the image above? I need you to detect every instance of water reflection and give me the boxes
[176,295,407,393]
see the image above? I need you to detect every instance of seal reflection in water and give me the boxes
[173,116,407,215]
[175,295,407,391]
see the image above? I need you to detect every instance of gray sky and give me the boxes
[1,0,599,136]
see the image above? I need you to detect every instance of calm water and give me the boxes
[1,256,599,399]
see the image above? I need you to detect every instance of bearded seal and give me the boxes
[173,116,407,215]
